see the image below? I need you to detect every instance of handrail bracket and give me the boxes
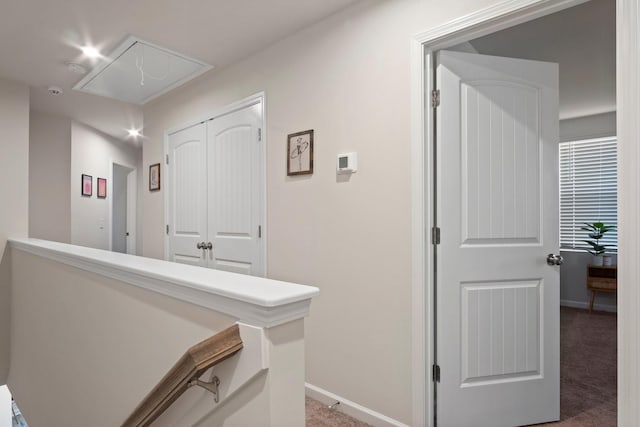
[188,376,221,403]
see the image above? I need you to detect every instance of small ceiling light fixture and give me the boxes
[127,129,141,138]
[48,86,64,96]
[81,45,101,59]
[66,62,87,74]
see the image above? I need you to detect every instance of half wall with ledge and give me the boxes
[6,238,319,427]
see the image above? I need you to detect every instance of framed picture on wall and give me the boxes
[287,129,314,176]
[81,174,92,197]
[97,178,107,199]
[149,163,161,191]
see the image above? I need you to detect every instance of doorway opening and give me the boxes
[425,0,616,425]
[110,162,137,255]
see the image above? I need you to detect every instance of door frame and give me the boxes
[162,92,267,277]
[108,160,137,253]
[410,1,638,425]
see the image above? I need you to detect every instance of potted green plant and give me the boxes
[581,222,616,266]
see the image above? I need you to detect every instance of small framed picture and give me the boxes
[287,129,314,176]
[81,174,92,197]
[97,178,107,199]
[149,163,161,191]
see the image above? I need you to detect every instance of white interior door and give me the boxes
[206,102,264,275]
[125,169,137,255]
[436,50,560,426]
[167,122,207,267]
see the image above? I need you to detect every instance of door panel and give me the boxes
[461,280,541,385]
[461,81,541,244]
[207,103,263,275]
[437,50,559,427]
[168,123,207,266]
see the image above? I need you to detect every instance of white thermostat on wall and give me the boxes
[337,152,358,174]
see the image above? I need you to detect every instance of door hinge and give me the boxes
[258,128,262,141]
[166,154,169,165]
[431,227,441,245]
[258,225,262,238]
[431,89,440,108]
[166,224,169,235]
[432,364,441,382]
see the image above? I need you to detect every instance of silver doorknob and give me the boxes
[546,254,564,266]
[205,242,213,250]
[196,242,205,249]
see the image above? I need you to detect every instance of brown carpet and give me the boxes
[306,307,616,427]
[306,397,371,427]
[536,307,617,427]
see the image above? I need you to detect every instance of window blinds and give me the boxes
[559,137,617,251]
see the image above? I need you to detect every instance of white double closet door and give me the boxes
[167,101,264,276]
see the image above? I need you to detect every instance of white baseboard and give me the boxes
[305,383,409,427]
[561,299,617,313]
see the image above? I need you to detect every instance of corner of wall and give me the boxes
[0,77,30,384]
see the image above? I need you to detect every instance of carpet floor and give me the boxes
[306,397,371,427]
[537,307,617,427]
[306,307,617,427]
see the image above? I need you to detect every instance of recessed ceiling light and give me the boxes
[66,62,87,74]
[127,129,141,138]
[81,45,101,59]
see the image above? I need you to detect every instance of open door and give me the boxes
[435,50,560,426]
[126,169,137,255]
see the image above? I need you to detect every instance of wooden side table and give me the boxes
[587,265,617,313]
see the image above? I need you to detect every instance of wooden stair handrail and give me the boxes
[121,324,243,427]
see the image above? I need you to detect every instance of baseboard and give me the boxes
[561,299,617,313]
[305,383,409,427]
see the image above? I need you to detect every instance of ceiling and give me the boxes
[0,0,357,141]
[461,0,615,120]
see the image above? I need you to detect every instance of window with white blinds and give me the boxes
[560,136,617,251]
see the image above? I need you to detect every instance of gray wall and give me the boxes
[560,250,617,312]
[560,111,616,142]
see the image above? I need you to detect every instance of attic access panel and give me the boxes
[73,36,212,105]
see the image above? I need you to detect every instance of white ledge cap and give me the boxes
[9,238,319,327]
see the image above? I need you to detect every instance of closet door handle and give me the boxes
[196,242,205,250]
[205,242,213,250]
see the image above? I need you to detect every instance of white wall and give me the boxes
[29,111,72,243]
[0,78,29,384]
[141,0,500,422]
[71,122,141,251]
